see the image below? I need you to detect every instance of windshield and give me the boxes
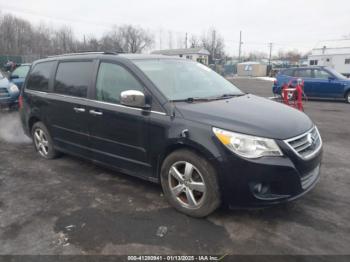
[0,71,3,79]
[134,59,243,100]
[326,67,347,80]
[12,65,30,78]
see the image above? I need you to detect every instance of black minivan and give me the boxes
[20,52,323,217]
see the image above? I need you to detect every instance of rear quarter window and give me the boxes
[54,61,94,98]
[26,61,55,91]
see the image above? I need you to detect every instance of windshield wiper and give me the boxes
[170,97,212,103]
[218,93,245,98]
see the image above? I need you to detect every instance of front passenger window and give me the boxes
[96,62,144,104]
[313,70,331,79]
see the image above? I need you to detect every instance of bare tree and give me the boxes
[119,25,153,53]
[189,35,200,48]
[201,28,225,64]
[247,51,268,61]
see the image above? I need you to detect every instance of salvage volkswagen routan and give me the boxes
[20,52,323,217]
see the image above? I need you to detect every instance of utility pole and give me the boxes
[238,31,243,62]
[185,33,188,49]
[159,29,162,50]
[268,42,273,66]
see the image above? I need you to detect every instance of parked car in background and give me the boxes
[20,53,322,217]
[273,66,350,103]
[0,64,30,109]
[9,63,31,90]
[0,70,20,109]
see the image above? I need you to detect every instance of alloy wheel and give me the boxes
[168,161,206,209]
[33,129,49,157]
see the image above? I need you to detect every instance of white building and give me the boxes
[308,39,350,76]
[151,48,210,65]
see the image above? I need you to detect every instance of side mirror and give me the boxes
[10,74,19,80]
[120,90,148,109]
[328,76,335,81]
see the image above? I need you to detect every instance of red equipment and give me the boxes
[282,78,304,111]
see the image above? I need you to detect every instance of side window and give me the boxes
[27,62,55,91]
[96,62,144,104]
[54,61,93,98]
[345,59,350,64]
[282,69,294,76]
[295,69,312,78]
[313,69,331,79]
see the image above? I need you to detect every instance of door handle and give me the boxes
[73,107,85,113]
[89,109,103,116]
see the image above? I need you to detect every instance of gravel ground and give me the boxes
[0,78,349,255]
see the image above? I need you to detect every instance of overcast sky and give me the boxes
[1,0,350,56]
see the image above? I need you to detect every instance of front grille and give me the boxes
[0,88,10,98]
[284,126,322,160]
[301,165,320,189]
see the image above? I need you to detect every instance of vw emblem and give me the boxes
[307,133,316,145]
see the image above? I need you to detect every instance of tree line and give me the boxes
[0,13,154,57]
[0,12,228,64]
[0,12,311,64]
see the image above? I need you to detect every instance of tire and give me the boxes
[345,91,350,104]
[31,122,59,159]
[160,149,221,217]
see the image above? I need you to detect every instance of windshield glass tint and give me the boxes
[12,65,30,78]
[326,67,347,80]
[134,59,243,100]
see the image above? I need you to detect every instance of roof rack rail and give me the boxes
[47,51,119,58]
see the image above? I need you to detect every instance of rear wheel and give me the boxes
[31,122,59,159]
[346,91,350,104]
[160,149,221,217]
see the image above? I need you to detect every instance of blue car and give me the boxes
[273,66,350,103]
[9,63,31,89]
[0,64,30,108]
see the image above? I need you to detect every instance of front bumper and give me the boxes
[0,96,18,105]
[216,139,323,208]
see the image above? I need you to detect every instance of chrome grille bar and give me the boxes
[284,126,322,160]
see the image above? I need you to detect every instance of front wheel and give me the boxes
[160,149,221,217]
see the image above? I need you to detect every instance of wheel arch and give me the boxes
[156,142,221,182]
[28,116,41,133]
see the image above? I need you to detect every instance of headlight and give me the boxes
[9,84,19,93]
[213,127,283,159]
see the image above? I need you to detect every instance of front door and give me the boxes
[312,69,344,98]
[87,61,152,178]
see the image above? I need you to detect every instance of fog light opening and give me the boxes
[253,183,270,195]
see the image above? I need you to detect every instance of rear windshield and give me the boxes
[134,59,243,100]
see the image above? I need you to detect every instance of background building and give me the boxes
[151,48,210,65]
[237,61,267,77]
[308,39,350,77]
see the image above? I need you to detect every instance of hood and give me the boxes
[339,79,350,85]
[175,94,313,140]
[11,78,25,89]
